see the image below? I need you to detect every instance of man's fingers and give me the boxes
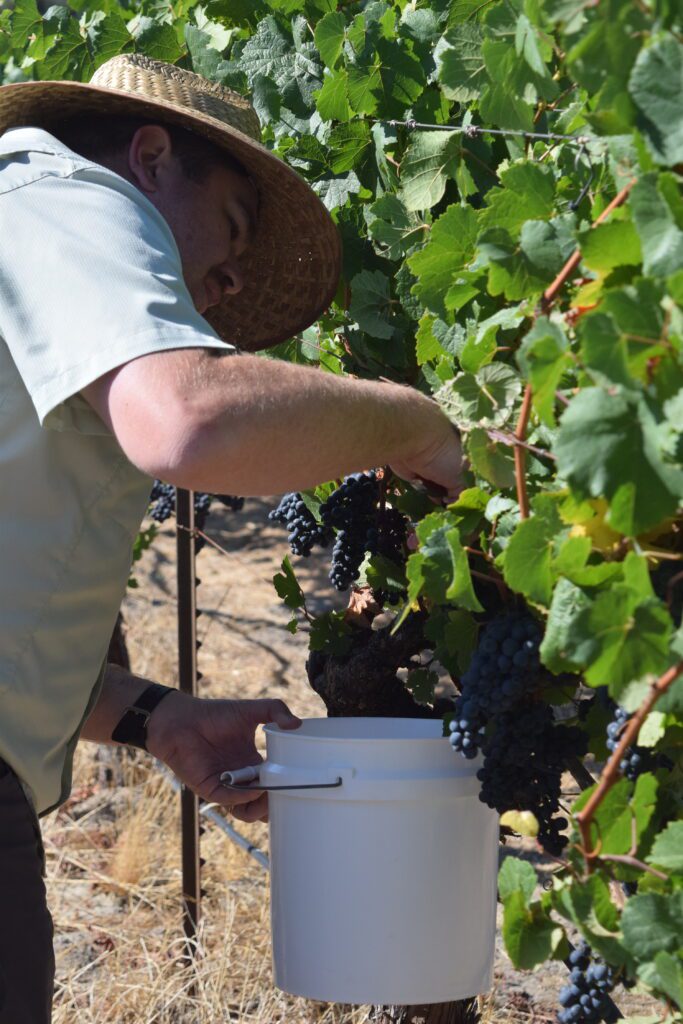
[231,792,268,822]
[243,698,302,731]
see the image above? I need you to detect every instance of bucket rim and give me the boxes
[262,717,451,743]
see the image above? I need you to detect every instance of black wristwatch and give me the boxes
[111,683,174,751]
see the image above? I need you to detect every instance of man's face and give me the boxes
[123,125,259,316]
[157,159,259,316]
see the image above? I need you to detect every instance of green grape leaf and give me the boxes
[348,269,396,339]
[480,162,556,236]
[629,173,683,279]
[479,80,533,133]
[574,591,673,693]
[88,10,134,67]
[312,170,362,210]
[517,318,571,427]
[503,497,564,606]
[435,21,486,102]
[405,667,438,703]
[185,23,226,78]
[315,68,351,121]
[436,363,522,431]
[347,57,381,115]
[467,428,517,490]
[129,16,184,62]
[314,9,345,68]
[643,951,683,1008]
[445,526,484,612]
[250,72,281,123]
[541,577,592,675]
[514,12,546,78]
[447,486,489,536]
[399,130,461,212]
[621,892,683,960]
[10,0,42,51]
[308,612,352,656]
[408,204,479,319]
[37,9,94,80]
[593,773,658,857]
[375,37,426,114]
[579,219,642,273]
[328,121,372,174]
[498,857,537,902]
[424,607,478,677]
[480,217,574,301]
[503,890,565,970]
[273,556,305,610]
[553,875,629,969]
[628,36,683,167]
[366,194,427,262]
[647,821,683,872]
[554,388,682,536]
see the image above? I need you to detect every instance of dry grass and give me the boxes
[42,499,659,1023]
[45,748,372,1023]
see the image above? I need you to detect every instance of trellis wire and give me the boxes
[377,118,591,146]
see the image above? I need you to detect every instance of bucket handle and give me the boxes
[220,765,343,792]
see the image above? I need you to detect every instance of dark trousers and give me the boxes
[0,758,54,1024]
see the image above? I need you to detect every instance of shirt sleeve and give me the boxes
[0,160,234,431]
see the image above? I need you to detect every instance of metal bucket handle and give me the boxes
[220,765,343,792]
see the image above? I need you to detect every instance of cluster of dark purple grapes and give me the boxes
[149,481,176,523]
[606,704,657,781]
[558,941,619,1024]
[449,613,586,855]
[477,702,586,855]
[268,492,333,556]
[148,482,244,552]
[270,473,408,593]
[319,472,380,590]
[366,506,408,564]
[449,614,544,758]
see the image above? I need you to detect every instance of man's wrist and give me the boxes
[144,689,192,761]
[111,683,175,750]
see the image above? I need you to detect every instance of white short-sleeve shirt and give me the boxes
[0,126,233,815]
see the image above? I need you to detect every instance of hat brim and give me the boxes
[0,80,342,352]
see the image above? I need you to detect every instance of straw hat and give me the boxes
[0,54,342,351]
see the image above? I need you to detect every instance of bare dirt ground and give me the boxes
[43,499,659,1023]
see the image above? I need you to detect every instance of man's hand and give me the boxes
[389,424,464,502]
[146,692,302,823]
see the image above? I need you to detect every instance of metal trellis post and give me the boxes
[175,487,202,964]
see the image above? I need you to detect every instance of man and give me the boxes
[0,53,463,1022]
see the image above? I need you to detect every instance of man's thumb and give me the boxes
[263,699,302,730]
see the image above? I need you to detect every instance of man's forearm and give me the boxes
[97,350,457,496]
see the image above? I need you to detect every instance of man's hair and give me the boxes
[45,113,247,184]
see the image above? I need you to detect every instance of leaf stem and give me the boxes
[514,385,533,520]
[576,660,683,871]
[487,427,557,462]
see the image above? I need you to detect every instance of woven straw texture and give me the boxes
[0,54,342,352]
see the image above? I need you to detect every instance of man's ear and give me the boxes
[127,124,175,194]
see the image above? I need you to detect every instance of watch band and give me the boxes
[111,683,174,751]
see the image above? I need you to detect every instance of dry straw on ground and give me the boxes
[43,499,658,1023]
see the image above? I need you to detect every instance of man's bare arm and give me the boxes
[82,348,462,496]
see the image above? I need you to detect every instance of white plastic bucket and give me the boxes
[256,717,499,1006]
